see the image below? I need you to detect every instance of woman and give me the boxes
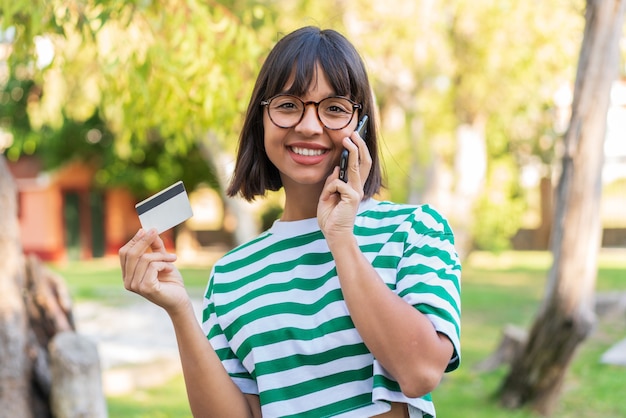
[120,26,461,417]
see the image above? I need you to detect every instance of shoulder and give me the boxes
[359,200,455,237]
[212,229,275,271]
[212,217,322,273]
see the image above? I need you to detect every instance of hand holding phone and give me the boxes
[339,115,368,182]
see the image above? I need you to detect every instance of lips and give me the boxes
[288,145,330,165]
[290,146,327,156]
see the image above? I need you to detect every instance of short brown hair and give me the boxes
[226,26,382,201]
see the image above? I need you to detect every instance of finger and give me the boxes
[351,126,367,147]
[342,137,358,163]
[126,252,176,292]
[139,260,177,293]
[342,138,362,187]
[128,259,174,295]
[352,130,371,163]
[321,167,341,202]
[136,245,177,277]
[349,132,372,186]
[133,257,165,292]
[121,229,161,284]
[119,229,145,270]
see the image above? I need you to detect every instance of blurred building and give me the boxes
[7,156,147,261]
[7,156,236,263]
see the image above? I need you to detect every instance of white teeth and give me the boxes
[291,147,325,156]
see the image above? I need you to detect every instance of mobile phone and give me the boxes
[355,114,368,139]
[339,115,368,183]
[339,149,349,182]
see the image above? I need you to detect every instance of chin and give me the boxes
[285,176,326,188]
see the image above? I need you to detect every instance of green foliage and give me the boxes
[0,73,40,158]
[93,136,219,197]
[259,202,283,231]
[1,72,217,196]
[88,0,274,154]
[1,0,274,196]
[0,0,616,244]
[291,1,586,254]
[472,158,526,252]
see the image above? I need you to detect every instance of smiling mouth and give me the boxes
[290,146,327,156]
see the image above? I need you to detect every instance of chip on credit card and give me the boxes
[135,181,193,234]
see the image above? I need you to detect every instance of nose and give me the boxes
[295,104,324,135]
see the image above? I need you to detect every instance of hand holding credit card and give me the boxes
[135,181,193,234]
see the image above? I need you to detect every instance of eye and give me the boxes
[321,98,352,115]
[271,96,302,112]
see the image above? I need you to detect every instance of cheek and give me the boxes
[263,113,278,147]
[262,114,287,164]
[330,127,352,148]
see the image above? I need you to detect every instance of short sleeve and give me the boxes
[395,205,461,372]
[201,271,259,394]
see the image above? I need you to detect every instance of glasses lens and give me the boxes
[318,97,355,129]
[267,95,303,128]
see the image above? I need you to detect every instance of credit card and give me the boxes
[135,181,193,234]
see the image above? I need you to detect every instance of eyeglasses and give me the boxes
[261,94,362,130]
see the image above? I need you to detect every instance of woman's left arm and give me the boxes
[318,132,457,399]
[329,236,455,399]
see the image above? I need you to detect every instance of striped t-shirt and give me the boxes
[202,199,461,417]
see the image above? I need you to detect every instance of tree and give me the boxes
[437,0,583,255]
[2,0,281,243]
[1,150,104,417]
[498,0,626,415]
[3,0,590,253]
[0,1,274,415]
[0,155,31,418]
[282,0,582,256]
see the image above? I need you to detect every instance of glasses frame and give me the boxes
[260,94,362,130]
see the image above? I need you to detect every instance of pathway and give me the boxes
[74,297,204,396]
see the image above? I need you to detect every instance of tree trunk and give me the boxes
[498,1,626,415]
[0,156,32,417]
[0,154,105,417]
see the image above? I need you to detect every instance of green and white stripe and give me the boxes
[202,199,461,417]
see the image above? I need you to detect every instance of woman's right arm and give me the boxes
[119,229,260,417]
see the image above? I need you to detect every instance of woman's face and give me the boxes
[263,65,360,192]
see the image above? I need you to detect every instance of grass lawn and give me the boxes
[436,250,626,418]
[50,250,626,417]
[49,258,211,303]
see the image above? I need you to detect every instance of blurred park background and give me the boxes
[1,0,625,417]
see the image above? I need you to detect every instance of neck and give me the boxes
[280,185,323,221]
